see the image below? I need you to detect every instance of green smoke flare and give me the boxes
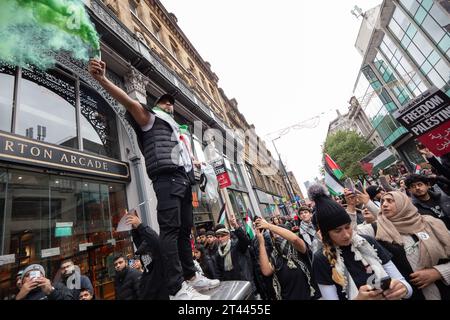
[0,0,100,70]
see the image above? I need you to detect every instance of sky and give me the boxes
[161,0,382,197]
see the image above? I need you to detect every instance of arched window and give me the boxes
[1,63,121,160]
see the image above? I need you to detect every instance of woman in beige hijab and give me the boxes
[376,191,450,300]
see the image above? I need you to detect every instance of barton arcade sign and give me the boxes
[0,131,130,181]
[394,87,450,157]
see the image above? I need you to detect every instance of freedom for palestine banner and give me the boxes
[394,87,450,157]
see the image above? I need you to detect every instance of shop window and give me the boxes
[17,67,78,149]
[0,169,132,300]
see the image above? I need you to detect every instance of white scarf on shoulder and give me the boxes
[152,108,192,173]
[334,234,389,300]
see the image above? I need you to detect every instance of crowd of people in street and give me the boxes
[8,60,449,301]
[3,57,447,301]
[12,150,450,300]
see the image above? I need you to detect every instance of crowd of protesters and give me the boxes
[8,133,450,301]
[8,58,438,301]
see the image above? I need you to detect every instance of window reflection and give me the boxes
[18,68,78,149]
[0,67,14,132]
[0,169,132,300]
[80,83,120,159]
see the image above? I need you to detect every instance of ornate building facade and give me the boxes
[0,0,292,299]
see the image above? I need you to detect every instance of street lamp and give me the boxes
[272,136,296,208]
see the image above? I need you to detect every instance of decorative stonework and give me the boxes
[90,0,139,51]
[55,52,139,156]
[124,66,149,96]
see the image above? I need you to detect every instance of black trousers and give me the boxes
[152,171,197,295]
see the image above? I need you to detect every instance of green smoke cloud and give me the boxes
[0,0,100,70]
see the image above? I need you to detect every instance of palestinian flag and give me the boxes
[360,146,396,176]
[324,165,345,196]
[413,163,422,174]
[325,154,344,179]
[245,212,255,240]
[217,203,229,229]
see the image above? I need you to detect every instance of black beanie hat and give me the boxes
[366,185,382,200]
[307,184,351,234]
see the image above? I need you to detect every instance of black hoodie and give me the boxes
[114,267,141,300]
[131,224,169,300]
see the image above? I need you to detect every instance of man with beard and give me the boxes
[58,259,94,300]
[405,174,450,230]
[214,217,256,295]
[113,254,141,300]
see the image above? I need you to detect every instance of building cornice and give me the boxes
[149,0,219,82]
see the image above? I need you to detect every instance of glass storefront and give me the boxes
[228,190,252,223]
[0,167,133,300]
[0,61,133,300]
[0,63,121,160]
[192,185,220,229]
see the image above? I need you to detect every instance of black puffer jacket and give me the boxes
[125,109,180,179]
[114,267,141,300]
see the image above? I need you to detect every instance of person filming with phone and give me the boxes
[15,264,74,300]
[308,185,412,300]
[357,191,450,300]
[254,216,319,300]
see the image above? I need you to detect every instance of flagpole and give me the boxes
[220,188,235,228]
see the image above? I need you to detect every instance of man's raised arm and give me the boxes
[88,59,151,127]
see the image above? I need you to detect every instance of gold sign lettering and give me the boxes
[18,143,27,154]
[30,146,40,157]
[0,132,129,180]
[60,154,69,163]
[44,149,52,159]
[5,140,14,152]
